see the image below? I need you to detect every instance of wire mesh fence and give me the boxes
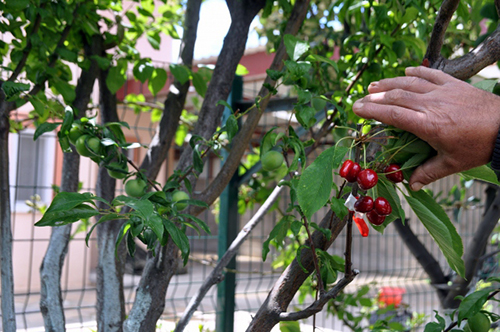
[3,77,500,332]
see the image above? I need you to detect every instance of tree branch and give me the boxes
[438,25,500,80]
[443,186,500,308]
[424,0,460,65]
[8,8,44,82]
[246,210,348,332]
[278,272,358,321]
[138,0,202,181]
[392,218,449,305]
[174,184,284,332]
[188,0,311,216]
[174,0,266,192]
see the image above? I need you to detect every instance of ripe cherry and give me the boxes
[345,162,361,183]
[384,164,404,183]
[354,196,374,213]
[374,197,392,216]
[357,169,378,190]
[366,210,386,226]
[339,159,354,178]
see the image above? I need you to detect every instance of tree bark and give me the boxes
[175,0,266,190]
[39,34,101,331]
[246,211,347,332]
[95,63,126,332]
[139,0,201,181]
[0,97,16,332]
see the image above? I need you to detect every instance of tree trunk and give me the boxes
[38,33,101,331]
[0,102,16,332]
[39,151,80,331]
[95,64,126,332]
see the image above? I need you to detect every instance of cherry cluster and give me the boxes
[339,160,404,226]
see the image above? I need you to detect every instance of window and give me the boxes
[9,129,57,212]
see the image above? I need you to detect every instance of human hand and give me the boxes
[353,66,500,191]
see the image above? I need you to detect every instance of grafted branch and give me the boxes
[278,272,358,321]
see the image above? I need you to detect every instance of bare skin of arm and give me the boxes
[353,66,500,191]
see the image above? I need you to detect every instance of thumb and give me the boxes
[409,155,454,191]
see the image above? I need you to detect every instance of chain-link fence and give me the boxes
[4,75,499,332]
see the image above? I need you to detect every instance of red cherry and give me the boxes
[339,159,354,178]
[354,196,374,213]
[384,164,404,183]
[345,162,361,182]
[366,210,386,226]
[374,197,392,216]
[357,169,378,190]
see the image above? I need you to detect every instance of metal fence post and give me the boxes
[216,76,243,332]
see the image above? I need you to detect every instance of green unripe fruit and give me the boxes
[466,312,490,332]
[312,98,327,111]
[125,179,147,197]
[172,190,190,210]
[107,162,128,179]
[75,135,101,157]
[261,150,284,171]
[68,124,84,145]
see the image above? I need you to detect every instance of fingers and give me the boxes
[368,76,436,94]
[405,66,455,86]
[352,100,424,133]
[360,89,424,111]
[409,155,455,191]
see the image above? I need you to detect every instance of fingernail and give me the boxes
[353,100,363,111]
[411,182,423,191]
[368,82,378,88]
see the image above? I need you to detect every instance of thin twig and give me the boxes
[126,158,162,192]
[301,213,325,293]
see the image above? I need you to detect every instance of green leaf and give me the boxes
[330,197,348,220]
[34,122,61,141]
[1,81,30,99]
[262,217,291,261]
[279,320,301,332]
[52,79,76,103]
[266,69,283,81]
[133,60,154,83]
[473,79,497,93]
[297,146,336,220]
[179,214,211,234]
[405,192,465,277]
[284,34,310,61]
[164,219,190,265]
[29,97,46,117]
[169,64,190,84]
[146,215,164,240]
[460,166,500,186]
[192,72,207,97]
[6,0,29,10]
[85,213,123,246]
[377,178,405,223]
[60,106,74,136]
[106,65,127,94]
[225,114,238,141]
[260,126,278,157]
[235,64,249,76]
[305,54,339,72]
[458,288,492,323]
[36,204,99,226]
[148,68,168,96]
